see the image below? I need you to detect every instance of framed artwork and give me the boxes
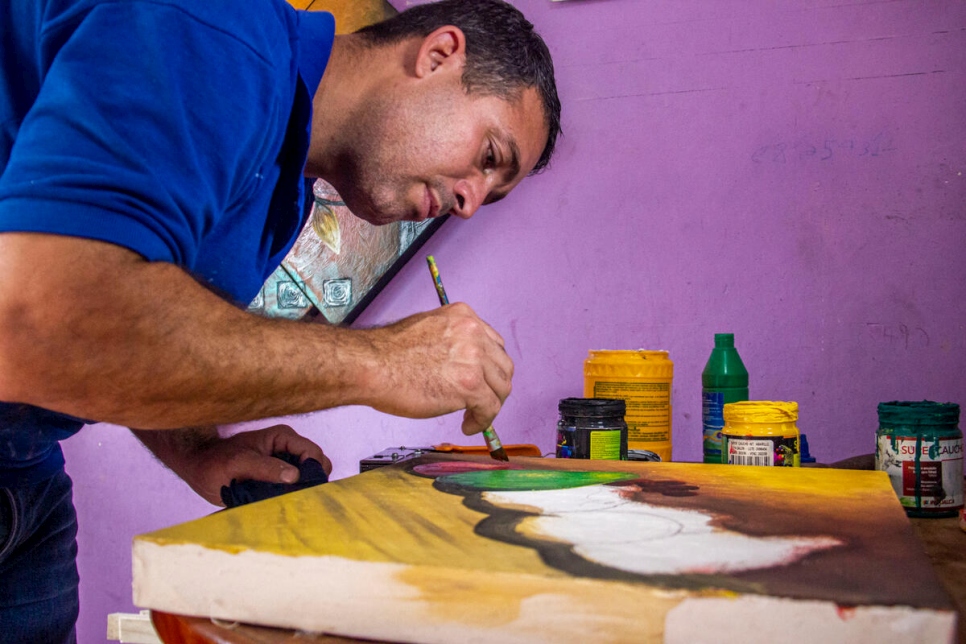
[248,0,449,326]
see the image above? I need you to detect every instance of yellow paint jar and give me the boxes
[583,350,673,462]
[722,401,800,467]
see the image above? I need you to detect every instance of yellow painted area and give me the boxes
[528,457,894,502]
[663,461,891,502]
[396,565,693,640]
[138,465,562,575]
[660,463,904,510]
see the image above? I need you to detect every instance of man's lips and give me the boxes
[423,186,441,221]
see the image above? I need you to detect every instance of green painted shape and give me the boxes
[436,469,639,492]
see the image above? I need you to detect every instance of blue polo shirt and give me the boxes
[0,0,336,484]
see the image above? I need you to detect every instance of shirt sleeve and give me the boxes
[0,1,289,266]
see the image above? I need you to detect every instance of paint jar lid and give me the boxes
[877,401,959,427]
[558,397,626,418]
[584,350,674,378]
[723,400,798,424]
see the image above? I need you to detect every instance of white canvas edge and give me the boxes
[133,541,955,643]
[665,595,955,644]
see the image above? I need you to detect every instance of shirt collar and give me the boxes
[295,10,336,98]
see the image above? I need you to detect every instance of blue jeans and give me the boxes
[0,469,79,643]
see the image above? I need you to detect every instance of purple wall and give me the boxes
[64,0,966,640]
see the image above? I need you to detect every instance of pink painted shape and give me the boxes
[412,461,511,478]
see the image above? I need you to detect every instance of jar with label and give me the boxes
[583,350,673,462]
[556,398,628,460]
[875,401,963,518]
[722,401,800,467]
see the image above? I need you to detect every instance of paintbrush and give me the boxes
[426,255,510,462]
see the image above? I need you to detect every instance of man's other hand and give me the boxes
[133,425,331,506]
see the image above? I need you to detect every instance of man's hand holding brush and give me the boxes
[350,302,513,437]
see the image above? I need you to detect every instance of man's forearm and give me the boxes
[0,234,379,428]
[0,234,512,433]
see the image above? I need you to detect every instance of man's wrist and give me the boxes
[169,426,220,454]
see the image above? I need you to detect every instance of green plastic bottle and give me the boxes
[702,333,749,463]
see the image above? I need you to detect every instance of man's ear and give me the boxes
[414,26,466,78]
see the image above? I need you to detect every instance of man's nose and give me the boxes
[451,177,486,220]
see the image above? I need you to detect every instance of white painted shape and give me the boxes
[484,485,841,574]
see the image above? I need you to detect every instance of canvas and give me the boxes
[132,456,956,643]
[247,0,449,326]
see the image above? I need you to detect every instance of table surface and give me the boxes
[912,515,966,644]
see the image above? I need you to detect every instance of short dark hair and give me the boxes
[356,0,561,174]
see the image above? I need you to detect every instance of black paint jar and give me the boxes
[556,398,628,460]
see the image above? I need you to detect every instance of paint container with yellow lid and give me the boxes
[722,401,800,467]
[583,350,673,462]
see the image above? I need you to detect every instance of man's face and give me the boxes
[332,77,548,226]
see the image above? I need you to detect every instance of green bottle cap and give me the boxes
[714,333,735,348]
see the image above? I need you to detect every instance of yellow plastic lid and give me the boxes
[723,400,799,424]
